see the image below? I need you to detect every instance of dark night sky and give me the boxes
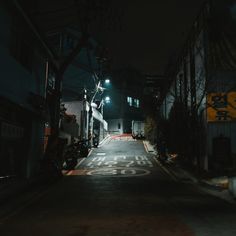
[98,0,206,75]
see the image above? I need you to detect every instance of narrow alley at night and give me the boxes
[1,0,236,235]
[1,135,236,236]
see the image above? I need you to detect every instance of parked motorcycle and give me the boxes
[93,134,99,148]
[63,140,89,170]
[77,140,89,157]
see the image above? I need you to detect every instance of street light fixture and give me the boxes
[105,79,110,84]
[87,75,111,146]
[104,96,111,104]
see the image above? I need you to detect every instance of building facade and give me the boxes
[0,3,48,178]
[159,1,236,173]
[103,68,145,135]
[0,1,111,179]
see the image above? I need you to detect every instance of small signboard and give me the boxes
[207,92,236,122]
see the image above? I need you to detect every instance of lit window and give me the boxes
[127,96,132,106]
[134,99,140,108]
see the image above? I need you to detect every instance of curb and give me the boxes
[199,180,227,191]
[98,135,111,147]
[143,140,157,154]
[162,163,230,192]
[199,181,224,191]
[152,156,178,182]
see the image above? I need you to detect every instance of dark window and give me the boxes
[118,123,121,129]
[9,12,33,72]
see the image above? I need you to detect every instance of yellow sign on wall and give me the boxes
[207,92,236,122]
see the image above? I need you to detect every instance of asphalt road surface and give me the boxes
[0,135,236,236]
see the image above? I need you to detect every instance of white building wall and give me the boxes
[107,119,124,135]
[64,101,89,139]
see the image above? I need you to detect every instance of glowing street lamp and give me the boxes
[104,96,111,104]
[105,79,110,84]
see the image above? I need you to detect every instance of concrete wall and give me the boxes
[64,101,89,139]
[107,119,124,135]
[64,100,107,141]
[159,2,236,172]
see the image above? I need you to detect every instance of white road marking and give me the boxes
[86,162,94,168]
[84,155,156,173]
[87,169,118,176]
[113,156,126,160]
[97,161,103,166]
[104,161,118,167]
[135,156,148,161]
[75,158,86,168]
[87,167,150,177]
[92,157,106,162]
[88,149,93,157]
[96,153,106,156]
[137,160,153,167]
[125,160,134,167]
[121,169,136,175]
